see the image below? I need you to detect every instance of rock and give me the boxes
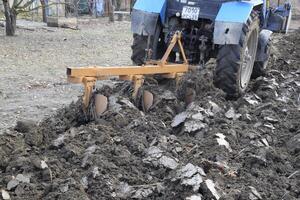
[202,179,220,200]
[184,121,206,133]
[132,188,153,199]
[52,134,65,147]
[146,146,163,158]
[14,120,36,133]
[176,163,206,179]
[209,101,221,114]
[60,184,69,193]
[186,194,202,200]
[264,117,279,123]
[80,176,88,189]
[225,107,241,120]
[244,95,260,106]
[115,182,133,199]
[171,112,187,127]
[215,133,232,152]
[92,166,100,178]
[7,179,19,190]
[159,156,178,170]
[174,163,206,191]
[182,173,203,191]
[16,174,30,183]
[144,146,178,169]
[249,186,262,200]
[191,113,204,121]
[41,160,49,169]
[264,123,276,130]
[1,189,10,200]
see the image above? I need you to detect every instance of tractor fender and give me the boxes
[213,1,262,45]
[255,29,272,62]
[131,0,166,36]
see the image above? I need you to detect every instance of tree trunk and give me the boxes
[40,0,47,23]
[3,0,17,36]
[107,0,114,22]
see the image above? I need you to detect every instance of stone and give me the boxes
[184,121,206,133]
[182,174,203,191]
[159,156,178,170]
[172,112,188,127]
[225,107,241,120]
[1,189,10,200]
[216,133,232,152]
[7,179,19,190]
[209,101,221,113]
[52,134,65,147]
[249,186,262,200]
[204,179,220,200]
[186,194,202,200]
[16,174,30,183]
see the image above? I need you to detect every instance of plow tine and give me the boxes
[142,90,154,112]
[95,94,108,115]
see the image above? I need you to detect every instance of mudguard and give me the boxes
[267,2,292,33]
[213,0,263,45]
[131,0,166,36]
[256,29,272,62]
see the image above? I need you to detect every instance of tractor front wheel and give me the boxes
[214,11,260,98]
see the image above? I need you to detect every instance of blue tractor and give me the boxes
[130,0,292,98]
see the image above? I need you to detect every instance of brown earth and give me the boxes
[0,27,299,200]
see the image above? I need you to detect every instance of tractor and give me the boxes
[131,0,292,98]
[67,0,292,115]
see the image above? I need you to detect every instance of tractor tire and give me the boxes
[131,33,148,66]
[214,11,260,98]
[131,23,165,65]
[252,41,271,78]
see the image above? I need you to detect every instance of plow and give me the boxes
[67,32,190,115]
[67,0,292,117]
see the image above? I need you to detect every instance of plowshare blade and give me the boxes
[95,94,108,115]
[142,90,154,112]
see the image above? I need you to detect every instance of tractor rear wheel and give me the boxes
[131,23,165,65]
[131,34,148,65]
[252,40,271,78]
[214,11,260,98]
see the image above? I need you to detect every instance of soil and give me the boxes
[0,12,300,200]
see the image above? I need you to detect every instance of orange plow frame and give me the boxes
[67,31,189,109]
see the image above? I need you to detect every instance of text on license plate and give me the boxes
[181,6,200,21]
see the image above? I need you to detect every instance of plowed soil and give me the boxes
[0,27,299,200]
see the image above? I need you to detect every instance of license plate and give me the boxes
[181,6,200,21]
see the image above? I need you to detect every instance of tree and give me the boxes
[3,0,17,36]
[2,0,39,36]
[40,0,47,23]
[1,0,60,36]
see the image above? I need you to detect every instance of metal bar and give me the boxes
[161,32,179,64]
[67,64,188,77]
